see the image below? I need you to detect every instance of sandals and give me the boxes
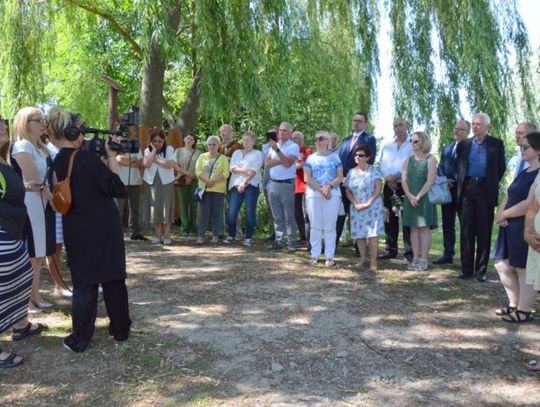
[495,305,517,316]
[501,310,534,323]
[0,350,24,368]
[12,322,47,341]
[526,359,540,372]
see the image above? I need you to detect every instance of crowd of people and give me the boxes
[0,107,539,372]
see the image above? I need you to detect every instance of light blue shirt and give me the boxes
[304,152,342,197]
[466,137,487,178]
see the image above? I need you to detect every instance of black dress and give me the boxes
[53,148,127,285]
[53,148,131,352]
[492,168,539,268]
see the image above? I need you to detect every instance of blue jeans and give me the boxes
[198,192,225,237]
[228,185,260,239]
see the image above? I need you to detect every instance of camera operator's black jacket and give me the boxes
[53,148,127,286]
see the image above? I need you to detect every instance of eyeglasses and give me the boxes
[207,143,218,146]
[315,137,327,142]
[412,140,420,144]
[29,118,46,124]
[521,144,530,150]
[352,119,366,123]
[355,154,367,158]
[454,127,468,132]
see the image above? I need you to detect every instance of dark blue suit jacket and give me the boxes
[339,131,376,175]
[438,141,458,181]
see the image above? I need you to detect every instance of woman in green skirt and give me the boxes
[402,131,438,271]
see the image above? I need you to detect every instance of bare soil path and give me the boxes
[1,237,539,406]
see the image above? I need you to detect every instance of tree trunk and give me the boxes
[139,42,166,128]
[173,67,202,134]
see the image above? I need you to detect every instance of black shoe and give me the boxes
[458,273,473,280]
[476,274,487,282]
[433,256,453,265]
[266,234,276,241]
[404,253,413,263]
[378,252,397,260]
[270,242,284,250]
[130,234,148,241]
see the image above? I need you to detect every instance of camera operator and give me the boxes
[114,127,147,241]
[49,108,131,353]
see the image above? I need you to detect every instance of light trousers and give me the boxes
[306,194,341,260]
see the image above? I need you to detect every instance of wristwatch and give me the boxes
[275,148,281,154]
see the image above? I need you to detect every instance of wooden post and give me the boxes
[103,75,124,131]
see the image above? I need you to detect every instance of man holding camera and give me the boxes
[116,142,146,241]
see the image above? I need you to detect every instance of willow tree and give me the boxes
[0,0,535,145]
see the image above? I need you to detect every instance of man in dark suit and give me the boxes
[433,120,470,265]
[456,113,506,282]
[336,112,377,249]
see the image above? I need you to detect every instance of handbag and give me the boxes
[428,175,452,204]
[193,153,221,202]
[175,149,196,187]
[52,150,78,215]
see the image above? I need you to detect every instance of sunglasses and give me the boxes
[315,136,327,142]
[355,153,367,158]
[521,144,530,150]
[412,140,420,144]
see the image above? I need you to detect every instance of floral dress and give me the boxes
[345,165,384,239]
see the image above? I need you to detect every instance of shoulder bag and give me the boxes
[428,175,452,204]
[53,150,78,215]
[176,149,196,187]
[193,154,221,203]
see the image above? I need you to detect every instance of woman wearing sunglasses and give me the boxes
[401,131,438,271]
[10,108,55,312]
[493,132,540,323]
[304,131,343,267]
[344,145,384,271]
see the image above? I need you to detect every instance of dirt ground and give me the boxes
[1,236,539,406]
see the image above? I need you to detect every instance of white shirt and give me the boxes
[508,153,529,180]
[379,139,413,179]
[118,151,143,186]
[12,139,48,183]
[229,149,263,189]
[143,145,175,185]
[46,142,60,160]
[268,139,300,180]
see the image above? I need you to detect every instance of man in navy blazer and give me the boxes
[336,112,377,249]
[433,120,470,264]
[455,113,506,282]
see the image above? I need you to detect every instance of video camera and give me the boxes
[82,107,140,156]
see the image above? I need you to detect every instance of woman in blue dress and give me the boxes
[493,132,540,323]
[345,145,384,271]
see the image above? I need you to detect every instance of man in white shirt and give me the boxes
[378,117,413,261]
[116,146,146,240]
[507,122,537,180]
[266,122,300,251]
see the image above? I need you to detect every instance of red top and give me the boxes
[295,145,312,193]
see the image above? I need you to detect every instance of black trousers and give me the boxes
[382,183,412,256]
[441,188,458,258]
[65,279,131,352]
[458,179,494,277]
[294,193,309,242]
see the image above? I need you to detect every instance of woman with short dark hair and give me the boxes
[493,132,540,323]
[345,144,384,271]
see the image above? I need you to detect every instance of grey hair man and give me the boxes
[509,122,537,179]
[265,121,300,251]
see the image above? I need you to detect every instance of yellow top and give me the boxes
[195,153,230,193]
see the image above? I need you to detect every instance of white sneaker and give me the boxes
[407,258,419,270]
[243,238,252,247]
[196,237,204,245]
[223,236,235,244]
[151,238,162,244]
[210,236,219,244]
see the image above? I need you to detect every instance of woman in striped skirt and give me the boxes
[0,117,46,368]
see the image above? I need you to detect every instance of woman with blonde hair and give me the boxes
[10,107,54,312]
[402,131,438,271]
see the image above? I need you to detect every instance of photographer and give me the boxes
[49,108,131,353]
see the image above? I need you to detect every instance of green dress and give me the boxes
[403,156,438,227]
